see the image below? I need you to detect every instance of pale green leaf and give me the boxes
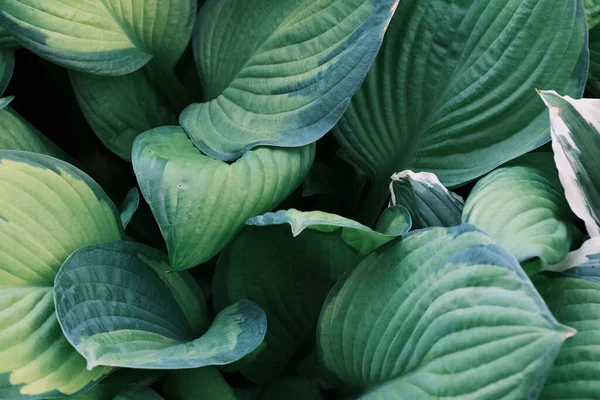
[132,126,315,271]
[535,269,600,398]
[70,67,176,161]
[55,241,266,370]
[462,152,578,275]
[375,205,413,236]
[213,224,362,383]
[0,0,196,75]
[246,208,410,255]
[0,151,123,397]
[318,224,573,398]
[538,91,600,237]
[180,0,399,161]
[0,107,69,160]
[119,188,140,229]
[390,170,464,230]
[163,368,236,400]
[334,0,588,216]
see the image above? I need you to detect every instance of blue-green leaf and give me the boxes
[119,188,140,229]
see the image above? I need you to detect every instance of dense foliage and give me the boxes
[0,0,599,398]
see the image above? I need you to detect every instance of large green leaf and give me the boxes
[0,106,69,159]
[318,224,573,398]
[246,208,410,255]
[0,151,123,397]
[539,91,600,237]
[0,49,13,96]
[390,170,463,230]
[179,0,399,161]
[213,224,362,383]
[132,126,315,271]
[535,269,600,398]
[334,0,588,220]
[163,368,236,400]
[70,67,176,161]
[462,153,578,275]
[55,241,266,370]
[0,0,196,75]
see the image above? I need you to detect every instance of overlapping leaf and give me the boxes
[318,224,573,398]
[55,241,267,370]
[0,0,196,75]
[180,0,399,161]
[462,153,578,275]
[132,126,315,270]
[0,151,123,397]
[539,91,600,237]
[163,368,236,400]
[334,0,588,219]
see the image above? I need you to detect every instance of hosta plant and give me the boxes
[0,0,598,399]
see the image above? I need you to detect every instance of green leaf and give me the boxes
[590,24,600,81]
[213,224,362,383]
[0,150,123,397]
[258,377,324,400]
[547,237,600,272]
[375,205,413,236]
[462,152,578,275]
[246,208,410,255]
[390,170,464,230]
[119,188,140,229]
[538,91,600,237]
[0,0,196,75]
[70,67,176,161]
[179,0,399,161]
[163,368,236,400]
[132,126,315,271]
[0,27,20,50]
[334,0,588,213]
[535,269,600,398]
[0,49,13,96]
[55,241,266,370]
[586,0,600,29]
[318,224,573,398]
[114,387,164,400]
[0,106,69,160]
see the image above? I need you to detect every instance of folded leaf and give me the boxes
[180,0,399,161]
[213,224,362,383]
[0,49,13,96]
[0,151,123,397]
[55,241,266,370]
[390,171,464,230]
[547,237,600,272]
[119,188,140,229]
[462,153,578,275]
[0,0,196,75]
[70,67,176,161]
[163,368,236,400]
[132,126,315,270]
[246,208,410,255]
[538,91,600,237]
[318,224,573,398]
[0,106,69,160]
[536,269,600,398]
[334,0,588,215]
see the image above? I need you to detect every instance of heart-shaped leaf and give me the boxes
[55,241,266,370]
[334,0,588,218]
[246,208,410,255]
[132,126,315,270]
[318,224,573,398]
[462,152,579,275]
[0,0,196,75]
[179,0,399,161]
[538,91,600,237]
[70,67,176,161]
[535,268,600,398]
[163,368,236,400]
[0,106,69,159]
[0,150,123,397]
[390,170,464,230]
[214,223,362,383]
